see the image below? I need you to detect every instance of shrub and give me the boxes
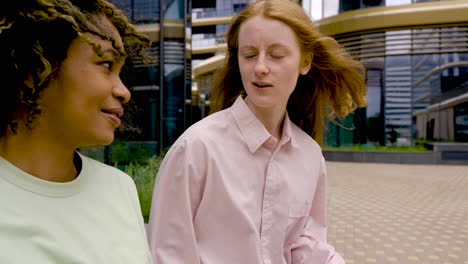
[123,155,162,223]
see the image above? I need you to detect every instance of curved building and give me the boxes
[314,0,468,146]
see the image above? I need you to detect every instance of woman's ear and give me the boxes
[300,54,312,75]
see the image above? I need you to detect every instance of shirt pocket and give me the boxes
[286,202,311,244]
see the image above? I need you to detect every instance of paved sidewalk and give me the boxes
[326,162,468,264]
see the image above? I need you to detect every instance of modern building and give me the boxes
[193,0,468,147]
[192,0,249,66]
[109,0,192,159]
[81,0,192,163]
[314,0,468,146]
[190,0,252,115]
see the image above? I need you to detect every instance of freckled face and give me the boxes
[38,17,130,148]
[238,15,310,114]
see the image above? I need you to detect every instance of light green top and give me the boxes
[0,153,152,263]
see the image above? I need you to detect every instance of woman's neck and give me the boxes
[245,97,286,140]
[0,128,77,182]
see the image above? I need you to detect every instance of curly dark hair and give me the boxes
[0,0,150,135]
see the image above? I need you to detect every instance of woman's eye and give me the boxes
[100,61,114,70]
[241,53,256,59]
[271,54,285,59]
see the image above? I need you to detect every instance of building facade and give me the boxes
[190,0,252,116]
[83,0,192,163]
[192,0,249,67]
[313,0,468,146]
[116,0,193,155]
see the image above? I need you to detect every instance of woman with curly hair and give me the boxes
[0,0,152,262]
[147,0,366,263]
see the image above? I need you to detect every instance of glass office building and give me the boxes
[304,0,468,146]
[191,0,249,69]
[191,0,250,117]
[83,0,192,163]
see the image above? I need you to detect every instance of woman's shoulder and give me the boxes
[79,154,122,173]
[79,153,134,186]
[290,123,322,152]
[173,109,234,147]
[190,108,233,131]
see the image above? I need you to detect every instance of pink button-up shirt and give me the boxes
[147,96,344,264]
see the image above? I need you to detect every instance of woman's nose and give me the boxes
[254,56,269,75]
[112,79,131,104]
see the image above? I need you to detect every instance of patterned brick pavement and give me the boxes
[326,162,468,264]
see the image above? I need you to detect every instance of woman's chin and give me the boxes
[81,134,115,148]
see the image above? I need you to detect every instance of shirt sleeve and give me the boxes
[290,157,345,264]
[146,140,204,264]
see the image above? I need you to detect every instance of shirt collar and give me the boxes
[230,96,294,153]
[281,111,294,147]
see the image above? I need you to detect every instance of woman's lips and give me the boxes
[104,113,121,126]
[252,82,272,88]
[101,108,123,126]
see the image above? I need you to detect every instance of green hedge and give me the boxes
[123,155,162,223]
